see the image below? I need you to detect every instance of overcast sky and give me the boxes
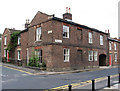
[0,0,119,38]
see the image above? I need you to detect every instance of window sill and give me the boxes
[88,43,93,44]
[35,40,42,43]
[64,61,69,62]
[63,37,69,39]
[88,60,93,62]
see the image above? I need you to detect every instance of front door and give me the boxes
[109,54,112,66]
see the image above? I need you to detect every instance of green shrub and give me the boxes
[29,56,40,67]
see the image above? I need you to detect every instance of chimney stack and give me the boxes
[25,19,30,29]
[63,7,72,21]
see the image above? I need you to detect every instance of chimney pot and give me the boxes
[25,19,30,29]
[69,8,70,13]
[63,7,72,20]
[66,7,68,13]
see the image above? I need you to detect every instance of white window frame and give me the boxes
[18,36,21,45]
[109,42,112,50]
[18,50,21,60]
[100,35,103,45]
[114,53,117,62]
[88,51,93,61]
[63,25,69,38]
[114,43,117,50]
[36,27,41,41]
[4,49,6,57]
[88,32,92,43]
[4,36,7,45]
[35,50,42,63]
[94,51,97,61]
[64,48,70,62]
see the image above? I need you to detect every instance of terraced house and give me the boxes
[1,9,120,71]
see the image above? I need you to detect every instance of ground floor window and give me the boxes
[64,48,70,62]
[88,51,93,61]
[94,51,98,61]
[4,49,6,57]
[114,53,117,62]
[17,50,21,60]
[35,50,42,63]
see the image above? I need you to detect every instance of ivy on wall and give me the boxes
[7,32,20,52]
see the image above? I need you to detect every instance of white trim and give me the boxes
[17,50,21,60]
[88,32,92,44]
[88,50,93,61]
[63,25,69,38]
[18,36,21,45]
[64,48,70,62]
[100,35,103,45]
[94,51,98,61]
[114,53,117,62]
[36,27,42,41]
[4,36,7,45]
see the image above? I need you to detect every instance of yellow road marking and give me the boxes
[1,65,33,75]
[51,74,118,89]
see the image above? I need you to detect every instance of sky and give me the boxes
[0,0,119,38]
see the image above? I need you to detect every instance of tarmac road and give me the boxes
[1,64,119,90]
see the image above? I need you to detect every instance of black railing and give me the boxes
[1,57,25,66]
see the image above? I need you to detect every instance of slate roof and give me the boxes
[52,17,108,35]
[108,37,120,43]
[8,28,21,33]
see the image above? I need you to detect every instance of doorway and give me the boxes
[99,54,106,66]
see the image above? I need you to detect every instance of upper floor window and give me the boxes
[88,32,92,43]
[36,27,41,41]
[114,43,117,50]
[88,50,93,61]
[4,36,7,45]
[17,50,21,60]
[100,35,103,45]
[18,36,21,45]
[109,42,112,50]
[63,25,69,38]
[64,48,70,62]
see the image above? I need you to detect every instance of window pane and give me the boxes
[89,32,92,43]
[64,48,70,62]
[100,35,103,45]
[63,25,69,38]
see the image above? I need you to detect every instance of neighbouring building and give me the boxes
[108,37,120,66]
[1,8,120,71]
[1,28,21,62]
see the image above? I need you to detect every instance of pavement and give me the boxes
[99,83,120,91]
[0,62,118,75]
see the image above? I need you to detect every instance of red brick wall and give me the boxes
[30,11,50,26]
[109,41,119,66]
[27,19,110,71]
[1,28,11,58]
[14,31,28,65]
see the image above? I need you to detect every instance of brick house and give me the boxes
[24,11,110,71]
[1,10,120,71]
[1,28,21,62]
[108,37,120,66]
